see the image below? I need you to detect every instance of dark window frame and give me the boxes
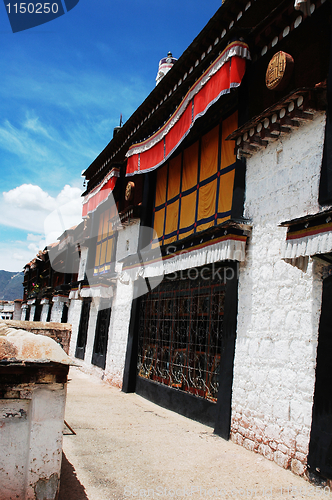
[75,298,92,360]
[91,299,112,369]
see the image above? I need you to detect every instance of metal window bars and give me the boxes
[138,264,225,402]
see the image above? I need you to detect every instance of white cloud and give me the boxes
[0,119,49,162]
[0,241,35,273]
[23,114,52,139]
[27,233,43,242]
[4,184,56,211]
[13,253,23,260]
[0,183,83,271]
[1,183,83,236]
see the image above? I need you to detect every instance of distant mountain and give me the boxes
[0,270,24,300]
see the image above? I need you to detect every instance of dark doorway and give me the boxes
[47,303,52,322]
[34,303,42,322]
[92,300,112,369]
[75,298,91,360]
[308,274,332,480]
[61,303,69,323]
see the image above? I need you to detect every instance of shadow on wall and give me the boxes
[58,453,89,500]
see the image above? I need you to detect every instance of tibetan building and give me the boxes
[25,0,332,483]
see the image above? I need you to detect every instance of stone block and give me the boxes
[295,451,306,463]
[265,424,281,442]
[231,433,244,446]
[291,458,306,476]
[296,433,309,455]
[274,451,291,469]
[258,444,274,461]
[280,428,296,450]
[277,443,289,455]
[243,439,256,452]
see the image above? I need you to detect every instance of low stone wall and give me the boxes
[0,320,71,355]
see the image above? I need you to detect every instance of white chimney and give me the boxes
[156,51,177,85]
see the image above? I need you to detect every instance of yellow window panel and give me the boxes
[100,241,107,267]
[95,243,101,268]
[109,203,117,236]
[163,235,177,246]
[218,169,235,215]
[220,111,237,170]
[151,240,160,250]
[168,154,182,201]
[106,237,114,264]
[165,199,180,239]
[153,207,166,241]
[179,191,197,232]
[182,141,199,191]
[200,125,219,182]
[179,228,194,240]
[155,164,168,207]
[102,209,110,240]
[197,181,217,222]
[196,220,215,233]
[217,215,231,225]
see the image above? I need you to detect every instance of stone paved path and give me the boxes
[59,368,331,500]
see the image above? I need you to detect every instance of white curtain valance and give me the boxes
[121,234,247,282]
[281,214,332,272]
[282,231,332,261]
[80,286,113,299]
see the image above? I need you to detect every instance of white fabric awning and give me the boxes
[80,285,113,299]
[121,229,249,282]
[281,212,332,272]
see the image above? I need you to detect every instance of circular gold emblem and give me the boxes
[125,181,135,202]
[266,51,294,91]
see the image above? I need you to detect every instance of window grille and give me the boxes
[137,264,226,401]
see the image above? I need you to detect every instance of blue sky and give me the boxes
[0,0,222,271]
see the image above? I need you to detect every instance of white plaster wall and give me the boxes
[13,303,22,321]
[68,299,83,356]
[71,222,140,383]
[50,300,64,323]
[105,279,134,387]
[29,305,36,322]
[78,247,88,282]
[0,382,67,500]
[115,221,140,270]
[41,303,50,323]
[21,306,27,321]
[232,112,326,475]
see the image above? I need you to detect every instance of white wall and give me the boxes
[41,302,50,322]
[68,298,83,355]
[105,279,135,387]
[29,305,36,322]
[231,112,326,475]
[69,222,140,384]
[50,297,68,323]
[0,382,67,499]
